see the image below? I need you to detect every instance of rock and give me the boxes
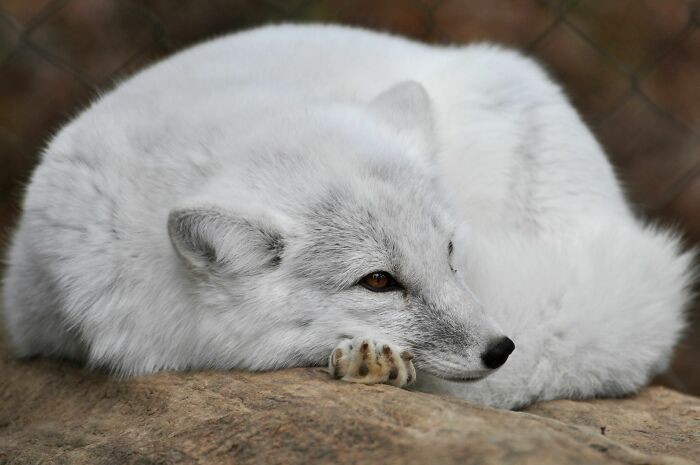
[0,338,697,465]
[527,387,699,461]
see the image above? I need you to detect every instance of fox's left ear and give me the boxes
[168,202,287,277]
[370,81,434,154]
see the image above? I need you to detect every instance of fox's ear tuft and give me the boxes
[168,204,284,275]
[370,81,433,137]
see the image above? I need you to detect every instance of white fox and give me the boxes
[2,24,694,409]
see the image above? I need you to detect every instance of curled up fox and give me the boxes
[2,24,694,409]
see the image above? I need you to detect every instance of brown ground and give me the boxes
[0,338,697,465]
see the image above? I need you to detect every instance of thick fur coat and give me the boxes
[2,24,694,409]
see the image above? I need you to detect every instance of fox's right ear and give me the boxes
[370,80,435,161]
[167,204,285,275]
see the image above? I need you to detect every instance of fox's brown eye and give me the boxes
[359,271,400,292]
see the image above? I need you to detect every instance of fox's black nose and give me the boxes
[481,337,515,369]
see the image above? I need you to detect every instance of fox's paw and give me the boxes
[328,337,416,388]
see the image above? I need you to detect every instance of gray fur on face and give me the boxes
[279,156,494,378]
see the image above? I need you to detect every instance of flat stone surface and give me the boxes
[0,339,697,465]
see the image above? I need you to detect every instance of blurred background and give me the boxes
[0,0,698,395]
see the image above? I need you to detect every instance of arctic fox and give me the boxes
[2,24,694,409]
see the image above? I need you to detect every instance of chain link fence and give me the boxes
[0,0,698,392]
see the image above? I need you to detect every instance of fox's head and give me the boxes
[168,81,513,380]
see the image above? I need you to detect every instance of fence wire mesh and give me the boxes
[0,0,698,392]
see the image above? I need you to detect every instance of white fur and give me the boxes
[2,24,694,409]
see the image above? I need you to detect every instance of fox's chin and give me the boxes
[418,363,495,382]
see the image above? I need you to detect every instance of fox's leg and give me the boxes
[328,337,416,388]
